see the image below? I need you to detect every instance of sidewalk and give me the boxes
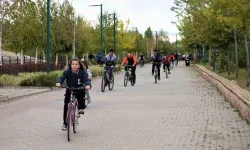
[0,87,52,102]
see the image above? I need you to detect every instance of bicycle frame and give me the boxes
[66,91,78,123]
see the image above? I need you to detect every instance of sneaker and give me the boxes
[88,97,91,104]
[109,79,113,82]
[158,77,161,80]
[79,109,85,115]
[168,72,171,74]
[61,124,67,131]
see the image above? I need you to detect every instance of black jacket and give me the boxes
[56,69,91,88]
[151,53,162,63]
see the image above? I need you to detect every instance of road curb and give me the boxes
[0,89,53,102]
[194,64,250,122]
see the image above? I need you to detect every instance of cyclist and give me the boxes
[139,54,144,66]
[162,55,170,73]
[170,53,175,68]
[151,49,162,80]
[121,51,137,84]
[56,58,91,131]
[100,49,116,82]
[174,53,179,65]
[81,60,92,104]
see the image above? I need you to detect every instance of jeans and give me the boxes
[152,63,161,78]
[63,89,85,124]
[125,65,136,83]
[104,66,114,80]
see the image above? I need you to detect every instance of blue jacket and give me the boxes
[56,69,91,88]
[97,54,102,60]
[101,54,117,66]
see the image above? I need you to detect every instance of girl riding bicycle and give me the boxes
[56,58,91,131]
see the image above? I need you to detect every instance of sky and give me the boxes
[58,0,180,43]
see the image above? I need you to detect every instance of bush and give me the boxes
[0,65,121,87]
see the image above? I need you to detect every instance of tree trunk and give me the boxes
[65,55,68,66]
[20,50,23,65]
[209,46,212,66]
[234,28,239,78]
[228,45,231,76]
[243,26,250,87]
[35,47,38,64]
[42,51,46,62]
[55,53,58,66]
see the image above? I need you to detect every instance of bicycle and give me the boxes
[62,86,86,142]
[175,60,178,67]
[101,66,114,92]
[124,65,136,87]
[140,59,144,67]
[171,61,174,70]
[153,62,160,84]
[163,65,168,78]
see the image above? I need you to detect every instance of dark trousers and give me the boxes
[104,66,114,80]
[152,64,160,78]
[125,65,136,82]
[63,89,85,124]
[97,60,101,65]
[163,64,170,71]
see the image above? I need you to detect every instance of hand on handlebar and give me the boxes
[56,83,61,87]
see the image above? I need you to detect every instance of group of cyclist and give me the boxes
[55,48,179,130]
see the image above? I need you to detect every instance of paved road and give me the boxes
[0,62,250,150]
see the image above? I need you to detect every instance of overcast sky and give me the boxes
[58,0,180,42]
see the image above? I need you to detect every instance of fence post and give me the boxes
[40,55,42,63]
[30,55,31,63]
[1,56,3,64]
[17,56,18,64]
[9,56,11,64]
[23,56,25,64]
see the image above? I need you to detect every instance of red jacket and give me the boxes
[162,56,170,64]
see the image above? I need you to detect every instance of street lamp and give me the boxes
[107,13,117,53]
[172,33,178,53]
[171,21,179,53]
[152,31,158,50]
[89,4,103,56]
[46,0,50,73]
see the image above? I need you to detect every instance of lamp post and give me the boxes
[107,13,117,53]
[152,31,158,50]
[89,4,103,56]
[46,0,50,73]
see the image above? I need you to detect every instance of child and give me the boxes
[81,60,92,104]
[56,58,91,131]
[162,55,170,73]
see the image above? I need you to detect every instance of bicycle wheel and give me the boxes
[101,74,106,92]
[154,69,157,84]
[84,97,88,108]
[73,104,79,133]
[108,76,114,90]
[67,105,72,141]
[124,72,128,87]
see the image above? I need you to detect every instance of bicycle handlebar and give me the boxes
[61,85,86,90]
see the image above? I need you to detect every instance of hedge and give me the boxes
[0,65,121,87]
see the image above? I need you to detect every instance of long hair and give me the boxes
[81,60,88,70]
[68,58,84,70]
